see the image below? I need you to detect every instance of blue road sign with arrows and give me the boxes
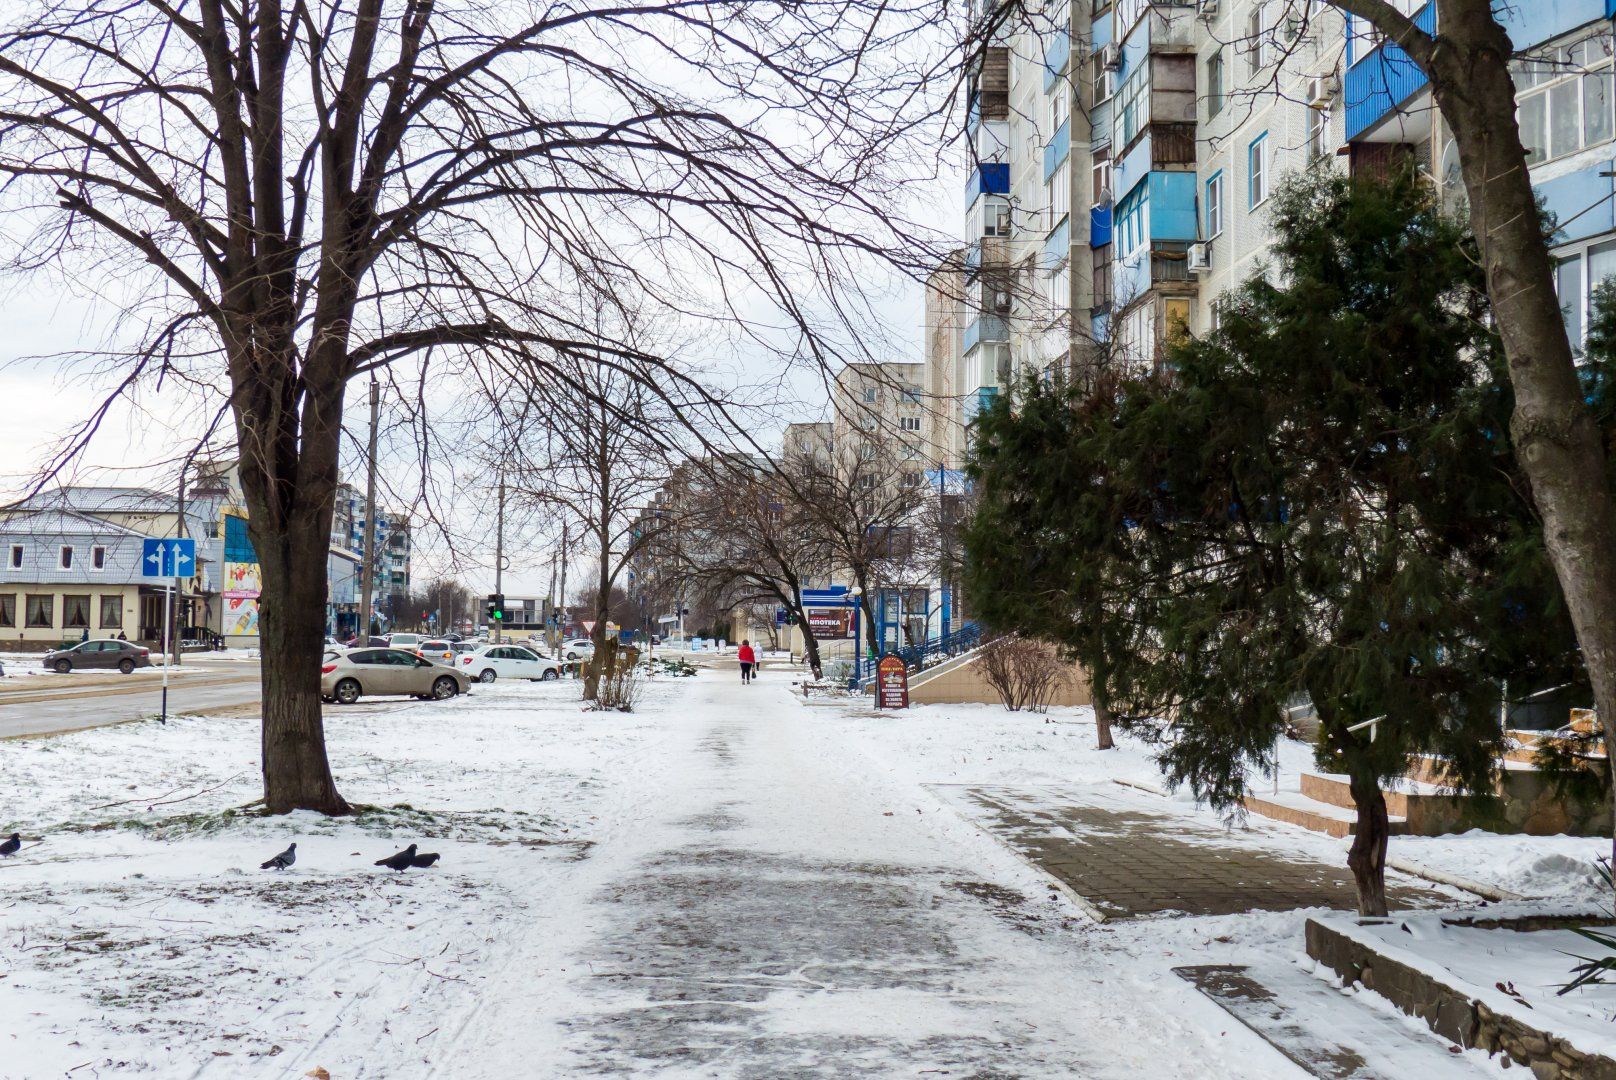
[141,537,196,579]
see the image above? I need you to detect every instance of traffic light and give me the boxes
[486,594,505,622]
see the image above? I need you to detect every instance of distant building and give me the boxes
[334,482,412,629]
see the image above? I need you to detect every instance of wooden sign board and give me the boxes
[877,654,909,710]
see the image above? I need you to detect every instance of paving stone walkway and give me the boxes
[932,783,1450,920]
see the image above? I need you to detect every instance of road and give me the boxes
[0,659,261,738]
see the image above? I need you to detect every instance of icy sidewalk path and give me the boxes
[434,670,1309,1079]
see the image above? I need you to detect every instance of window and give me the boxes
[91,546,106,570]
[903,471,923,488]
[1514,31,1616,165]
[1115,62,1148,148]
[1092,246,1113,311]
[1091,53,1114,105]
[62,594,90,629]
[982,195,1011,237]
[1206,49,1224,118]
[1050,87,1068,135]
[1307,104,1329,161]
[903,385,923,403]
[900,416,922,432]
[1248,133,1269,208]
[1559,254,1587,354]
[1046,262,1070,312]
[1205,171,1224,238]
[862,387,879,404]
[0,594,13,627]
[1092,147,1112,204]
[59,545,73,570]
[1118,185,1149,257]
[25,594,53,628]
[8,545,20,569]
[1246,4,1268,78]
[99,595,122,629]
[1047,160,1070,226]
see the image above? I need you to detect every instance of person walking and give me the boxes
[737,640,756,684]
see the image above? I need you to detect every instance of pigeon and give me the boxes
[410,851,440,868]
[0,832,20,857]
[375,843,418,871]
[260,842,297,870]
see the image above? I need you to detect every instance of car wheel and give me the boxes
[118,658,136,674]
[433,676,459,700]
[54,658,71,674]
[542,668,559,681]
[566,651,576,660]
[334,678,362,705]
[478,668,497,684]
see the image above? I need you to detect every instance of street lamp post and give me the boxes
[850,585,864,690]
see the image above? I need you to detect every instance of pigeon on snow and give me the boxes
[0,833,20,857]
[260,842,297,870]
[375,843,418,871]
[410,851,441,868]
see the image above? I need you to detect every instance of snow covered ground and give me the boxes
[0,667,1595,1077]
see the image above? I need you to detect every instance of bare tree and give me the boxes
[0,1,967,811]
[506,354,676,700]
[976,635,1069,713]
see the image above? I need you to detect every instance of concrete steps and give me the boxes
[1241,789,1409,839]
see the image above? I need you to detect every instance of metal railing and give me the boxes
[857,621,983,691]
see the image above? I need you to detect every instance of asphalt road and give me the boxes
[0,660,262,739]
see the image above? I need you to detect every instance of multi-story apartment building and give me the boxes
[955,0,1616,407]
[334,481,412,623]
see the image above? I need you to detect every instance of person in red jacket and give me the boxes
[737,640,757,684]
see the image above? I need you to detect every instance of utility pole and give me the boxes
[493,476,505,644]
[556,522,568,659]
[171,462,187,668]
[358,378,380,640]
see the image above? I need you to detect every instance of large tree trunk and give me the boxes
[799,618,823,680]
[1335,0,1616,877]
[1093,696,1116,751]
[1346,770,1390,917]
[246,472,349,816]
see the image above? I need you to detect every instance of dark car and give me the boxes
[42,639,153,674]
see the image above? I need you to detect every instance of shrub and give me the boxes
[977,636,1069,713]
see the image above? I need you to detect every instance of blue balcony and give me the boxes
[1090,203,1112,248]
[965,386,1000,423]
[965,161,1010,202]
[963,314,1007,353]
[1043,33,1071,93]
[1043,120,1071,181]
[1344,3,1435,141]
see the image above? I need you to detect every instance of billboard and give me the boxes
[805,608,854,639]
[223,596,260,635]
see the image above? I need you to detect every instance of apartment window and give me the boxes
[62,594,90,629]
[99,594,122,629]
[1092,146,1112,203]
[1514,31,1616,165]
[1246,4,1268,78]
[0,594,14,627]
[1050,87,1068,135]
[1046,262,1070,312]
[59,545,74,570]
[1558,255,1585,354]
[1206,49,1225,118]
[8,545,20,569]
[1248,133,1269,208]
[1092,246,1113,311]
[862,387,879,404]
[982,195,1011,238]
[25,594,53,628]
[1047,161,1070,226]
[92,546,106,570]
[1307,104,1329,161]
[903,385,923,403]
[1205,171,1224,238]
[1118,185,1149,257]
[1091,53,1114,105]
[903,471,923,489]
[900,416,922,432]
[1115,63,1148,149]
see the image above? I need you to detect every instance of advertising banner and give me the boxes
[805,608,853,639]
[223,561,262,599]
[877,654,909,710]
[224,596,260,636]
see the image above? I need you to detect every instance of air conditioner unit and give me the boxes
[1101,43,1122,73]
[993,290,1011,312]
[1187,242,1211,274]
[1307,74,1339,109]
[1195,0,1219,17]
[1094,186,1113,210]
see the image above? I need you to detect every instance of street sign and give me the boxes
[775,607,787,626]
[141,537,196,579]
[877,654,909,710]
[801,587,854,609]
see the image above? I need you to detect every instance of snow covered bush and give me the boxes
[977,636,1068,713]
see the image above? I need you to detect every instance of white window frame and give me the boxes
[1205,170,1225,239]
[1551,235,1616,356]
[899,415,922,432]
[1246,4,1268,79]
[8,544,21,569]
[1047,160,1070,228]
[1206,48,1224,119]
[1248,133,1270,209]
[1115,62,1149,149]
[1513,29,1616,166]
[1307,104,1329,161]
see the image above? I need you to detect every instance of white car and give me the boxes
[459,643,562,683]
[387,632,423,648]
[562,637,596,661]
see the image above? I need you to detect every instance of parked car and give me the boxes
[459,644,562,683]
[387,632,423,648]
[562,637,596,661]
[42,639,153,674]
[320,648,470,704]
[413,639,456,664]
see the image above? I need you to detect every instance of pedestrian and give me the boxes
[116,631,127,641]
[737,639,756,684]
[80,627,89,643]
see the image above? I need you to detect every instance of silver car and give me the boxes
[320,647,470,705]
